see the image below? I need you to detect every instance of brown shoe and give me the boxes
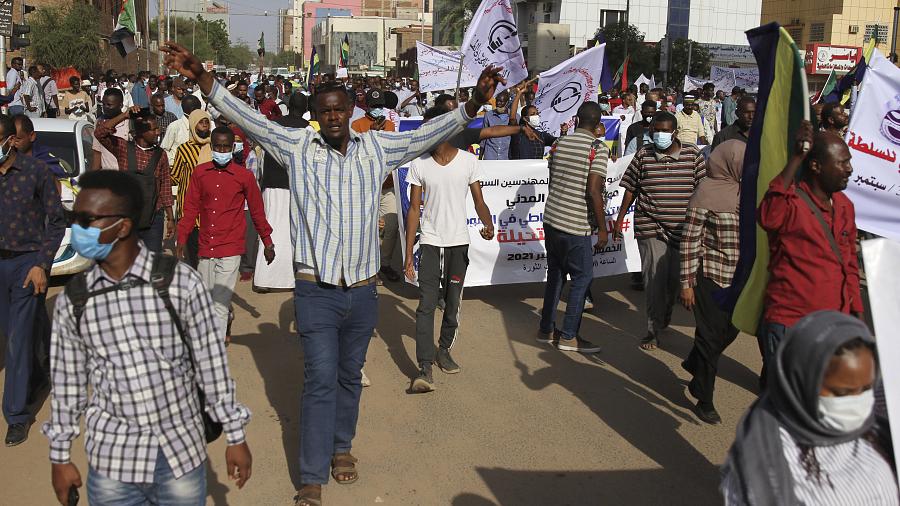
[295,484,322,506]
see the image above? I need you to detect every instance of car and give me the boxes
[31,118,96,277]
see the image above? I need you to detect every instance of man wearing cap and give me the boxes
[722,87,743,127]
[352,90,403,282]
[164,77,188,119]
[675,94,707,146]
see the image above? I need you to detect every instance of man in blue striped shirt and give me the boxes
[162,42,506,505]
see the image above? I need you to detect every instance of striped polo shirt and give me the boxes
[620,142,707,244]
[543,129,608,236]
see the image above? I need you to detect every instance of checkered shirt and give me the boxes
[42,247,250,483]
[679,207,740,289]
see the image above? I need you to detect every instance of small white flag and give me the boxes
[416,41,478,93]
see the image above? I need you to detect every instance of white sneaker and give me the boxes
[361,368,371,387]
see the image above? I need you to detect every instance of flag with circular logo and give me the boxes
[533,43,607,137]
[460,0,528,93]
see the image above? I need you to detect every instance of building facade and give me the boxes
[301,0,362,64]
[171,0,231,32]
[392,24,431,77]
[310,16,422,73]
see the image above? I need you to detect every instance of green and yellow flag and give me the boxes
[110,0,137,57]
[340,35,350,68]
[721,23,809,333]
[307,46,320,84]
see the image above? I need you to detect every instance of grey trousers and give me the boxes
[638,237,680,338]
[198,255,241,338]
[415,244,468,366]
[380,187,400,268]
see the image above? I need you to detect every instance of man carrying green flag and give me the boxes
[258,32,265,57]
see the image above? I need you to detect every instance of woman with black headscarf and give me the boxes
[721,310,897,505]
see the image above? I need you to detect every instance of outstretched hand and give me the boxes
[472,65,507,106]
[161,42,205,81]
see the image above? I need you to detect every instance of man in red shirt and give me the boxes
[758,121,861,381]
[176,126,275,341]
[253,84,282,120]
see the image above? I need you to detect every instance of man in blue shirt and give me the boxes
[130,70,150,109]
[164,77,187,119]
[481,90,511,160]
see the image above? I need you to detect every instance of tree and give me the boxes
[435,0,481,46]
[223,40,255,70]
[270,51,301,67]
[593,23,657,86]
[667,39,710,89]
[31,3,102,71]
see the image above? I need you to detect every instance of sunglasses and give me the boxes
[66,210,126,228]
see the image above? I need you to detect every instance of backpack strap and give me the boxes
[127,142,139,174]
[64,272,90,332]
[796,186,844,266]
[149,253,192,358]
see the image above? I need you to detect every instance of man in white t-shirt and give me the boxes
[403,106,495,393]
[6,57,25,115]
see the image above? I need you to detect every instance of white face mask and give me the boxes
[818,389,874,433]
[483,104,493,112]
[528,115,540,128]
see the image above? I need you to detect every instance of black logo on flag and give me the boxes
[551,82,583,113]
[488,20,520,55]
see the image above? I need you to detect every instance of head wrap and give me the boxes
[687,139,745,212]
[189,109,212,164]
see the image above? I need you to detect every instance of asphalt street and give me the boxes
[0,273,762,505]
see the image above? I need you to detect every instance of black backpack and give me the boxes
[65,253,222,443]
[126,142,163,230]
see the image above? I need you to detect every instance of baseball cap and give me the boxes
[366,89,386,108]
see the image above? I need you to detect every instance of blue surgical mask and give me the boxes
[212,150,233,166]
[599,103,610,113]
[653,132,674,150]
[233,142,243,154]
[71,219,123,260]
[369,107,384,118]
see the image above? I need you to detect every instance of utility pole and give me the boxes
[686,39,692,76]
[891,3,899,63]
[158,0,165,73]
[146,0,151,70]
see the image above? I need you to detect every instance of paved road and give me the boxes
[0,273,761,505]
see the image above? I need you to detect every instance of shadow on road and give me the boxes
[230,296,303,489]
[206,460,230,505]
[375,292,418,379]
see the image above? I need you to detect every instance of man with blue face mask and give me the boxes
[614,111,707,351]
[176,127,275,343]
[0,114,65,446]
[44,170,253,505]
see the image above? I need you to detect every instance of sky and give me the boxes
[149,0,287,52]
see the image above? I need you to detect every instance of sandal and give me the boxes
[295,484,322,506]
[639,335,659,351]
[331,453,359,485]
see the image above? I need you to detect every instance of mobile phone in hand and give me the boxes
[67,485,79,506]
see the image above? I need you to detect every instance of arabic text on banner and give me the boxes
[394,157,641,287]
[843,50,900,241]
[416,41,478,93]
[533,44,607,138]
[460,0,528,93]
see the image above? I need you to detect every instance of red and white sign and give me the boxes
[805,44,862,75]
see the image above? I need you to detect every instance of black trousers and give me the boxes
[684,275,739,406]
[415,244,468,366]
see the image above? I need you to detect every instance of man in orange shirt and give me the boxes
[352,90,403,283]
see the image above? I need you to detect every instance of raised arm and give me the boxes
[162,42,310,168]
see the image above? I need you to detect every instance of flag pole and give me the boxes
[454,53,465,100]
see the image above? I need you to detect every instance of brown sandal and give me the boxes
[331,453,359,485]
[295,484,322,506]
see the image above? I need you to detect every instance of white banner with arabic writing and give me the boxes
[533,44,606,137]
[710,66,760,92]
[394,157,641,287]
[844,50,900,241]
[416,41,478,93]
[460,0,528,93]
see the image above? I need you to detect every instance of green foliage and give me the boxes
[31,3,102,71]
[593,22,657,85]
[270,51,301,67]
[668,38,710,87]
[435,0,482,46]
[150,16,246,68]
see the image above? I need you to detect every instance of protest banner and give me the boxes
[416,41,478,93]
[460,0,528,92]
[533,44,607,137]
[861,238,900,471]
[395,155,641,287]
[844,50,900,241]
[710,65,760,91]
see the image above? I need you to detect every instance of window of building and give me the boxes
[865,24,888,44]
[667,0,690,40]
[787,26,802,42]
[601,9,626,27]
[809,22,825,42]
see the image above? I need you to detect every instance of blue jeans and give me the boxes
[7,105,24,116]
[88,451,206,506]
[1,252,47,424]
[139,209,165,253]
[294,279,378,484]
[540,224,593,339]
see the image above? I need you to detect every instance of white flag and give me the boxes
[533,43,606,137]
[460,0,527,92]
[416,41,478,93]
[634,74,651,89]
